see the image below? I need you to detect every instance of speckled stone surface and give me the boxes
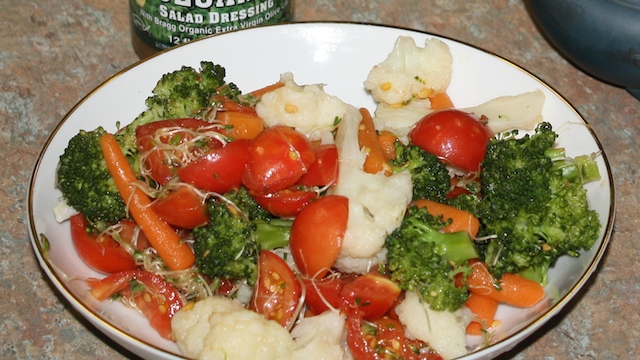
[3,1,638,359]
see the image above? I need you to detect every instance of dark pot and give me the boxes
[524,0,640,99]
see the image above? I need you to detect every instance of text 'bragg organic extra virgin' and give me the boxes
[130,0,292,58]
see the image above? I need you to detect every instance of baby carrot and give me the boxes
[412,199,480,238]
[465,292,499,335]
[429,91,454,110]
[249,81,285,98]
[100,133,195,271]
[377,130,398,160]
[358,108,392,175]
[465,260,545,308]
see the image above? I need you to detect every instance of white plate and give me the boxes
[27,22,615,359]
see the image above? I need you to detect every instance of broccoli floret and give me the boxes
[475,122,601,283]
[445,188,481,215]
[479,122,557,219]
[115,62,242,160]
[385,206,479,312]
[223,187,293,250]
[390,141,451,202]
[56,127,127,229]
[142,62,234,121]
[221,186,273,221]
[192,196,259,284]
[192,188,292,285]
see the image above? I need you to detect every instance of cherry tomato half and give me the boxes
[250,187,319,218]
[212,94,258,115]
[409,109,493,173]
[151,186,208,229]
[339,272,401,320]
[290,195,349,278]
[136,118,221,185]
[250,250,302,328]
[70,214,137,274]
[302,275,349,315]
[242,126,316,193]
[177,138,250,194]
[297,144,339,187]
[446,176,473,199]
[88,270,184,340]
[346,314,444,360]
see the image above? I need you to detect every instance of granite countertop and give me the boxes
[3,1,638,359]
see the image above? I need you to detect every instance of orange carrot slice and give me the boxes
[465,260,545,308]
[465,292,499,335]
[429,91,454,110]
[377,130,398,160]
[249,81,285,98]
[216,111,266,140]
[412,199,480,238]
[358,108,391,175]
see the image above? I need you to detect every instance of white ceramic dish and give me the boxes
[28,22,615,359]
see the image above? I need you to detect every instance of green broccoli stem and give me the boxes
[544,147,566,161]
[254,219,292,250]
[405,217,479,265]
[547,148,601,184]
[518,263,550,286]
[573,154,601,182]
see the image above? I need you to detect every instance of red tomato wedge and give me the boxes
[70,214,137,274]
[446,176,474,199]
[88,270,184,340]
[297,144,339,187]
[339,272,401,320]
[211,94,258,115]
[250,250,302,329]
[135,118,222,185]
[346,314,443,360]
[409,109,493,173]
[290,195,349,278]
[151,186,208,229]
[117,219,151,251]
[302,276,348,315]
[250,187,319,218]
[177,139,250,194]
[135,118,215,138]
[242,125,316,193]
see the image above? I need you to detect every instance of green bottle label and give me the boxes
[130,0,291,51]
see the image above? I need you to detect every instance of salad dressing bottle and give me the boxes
[130,0,292,59]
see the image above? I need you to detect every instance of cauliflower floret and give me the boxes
[328,105,413,273]
[53,199,79,223]
[292,311,348,360]
[395,291,468,360]
[256,72,348,141]
[463,90,545,134]
[364,36,452,106]
[171,296,295,360]
[373,98,433,142]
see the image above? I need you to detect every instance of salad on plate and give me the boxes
[52,35,602,360]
